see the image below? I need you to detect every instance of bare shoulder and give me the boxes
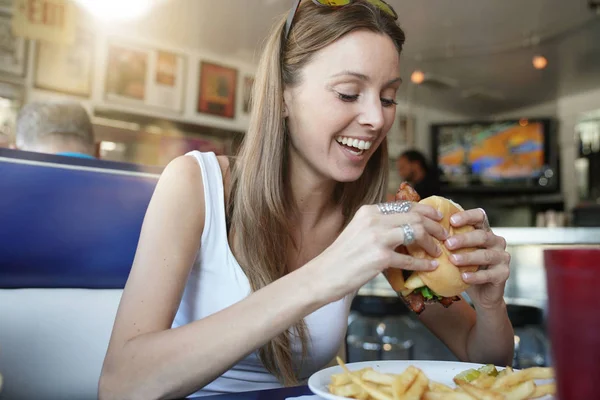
[102,154,208,362]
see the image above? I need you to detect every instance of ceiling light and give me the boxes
[411,70,425,84]
[75,0,158,22]
[532,55,548,70]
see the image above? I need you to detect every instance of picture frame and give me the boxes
[242,75,254,114]
[34,28,94,97]
[0,11,27,77]
[105,43,149,102]
[197,61,237,119]
[104,41,186,113]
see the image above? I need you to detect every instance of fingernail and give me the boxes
[452,253,463,263]
[462,272,471,281]
[430,260,439,269]
[437,246,443,257]
[446,237,458,248]
[437,211,444,220]
[450,215,460,225]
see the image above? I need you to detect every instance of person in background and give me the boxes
[15,101,96,159]
[397,149,440,199]
[99,1,513,399]
[0,129,12,148]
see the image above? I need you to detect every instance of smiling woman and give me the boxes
[98,1,513,399]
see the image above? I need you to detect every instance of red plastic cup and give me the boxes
[544,248,600,400]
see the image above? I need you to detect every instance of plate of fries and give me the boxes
[307,357,555,400]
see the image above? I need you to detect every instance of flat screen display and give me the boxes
[432,119,556,192]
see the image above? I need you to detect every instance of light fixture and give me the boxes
[532,55,548,70]
[75,0,158,22]
[410,70,425,84]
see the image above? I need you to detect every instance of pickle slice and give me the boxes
[454,368,481,383]
[478,364,499,377]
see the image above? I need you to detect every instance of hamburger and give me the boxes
[384,183,479,314]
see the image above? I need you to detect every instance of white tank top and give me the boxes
[172,151,353,398]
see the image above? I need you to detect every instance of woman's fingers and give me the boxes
[449,248,511,268]
[380,216,445,257]
[449,207,487,228]
[372,203,442,223]
[445,229,506,251]
[461,264,510,285]
[388,251,438,272]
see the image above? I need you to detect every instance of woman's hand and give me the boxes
[310,202,448,303]
[444,208,510,309]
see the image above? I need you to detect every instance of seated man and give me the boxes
[15,101,96,158]
[397,149,440,199]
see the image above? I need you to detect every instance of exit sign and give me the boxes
[12,0,76,45]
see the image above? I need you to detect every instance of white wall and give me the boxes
[493,87,600,212]
[17,20,257,134]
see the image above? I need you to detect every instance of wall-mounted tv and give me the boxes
[431,118,559,194]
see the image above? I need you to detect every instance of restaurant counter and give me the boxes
[358,227,600,309]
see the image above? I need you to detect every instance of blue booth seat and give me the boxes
[0,148,162,289]
[0,148,164,399]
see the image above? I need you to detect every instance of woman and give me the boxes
[99,1,513,399]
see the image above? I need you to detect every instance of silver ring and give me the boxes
[377,201,412,215]
[401,224,415,245]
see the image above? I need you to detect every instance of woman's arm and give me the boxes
[98,156,326,400]
[418,298,513,366]
[99,156,452,400]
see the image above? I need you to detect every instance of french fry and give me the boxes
[491,368,554,390]
[363,370,396,386]
[400,371,429,400]
[336,357,393,400]
[391,366,419,399]
[472,374,495,389]
[497,380,535,400]
[424,392,476,400]
[329,383,366,398]
[328,357,556,400]
[454,380,504,400]
[530,383,556,399]
[429,381,454,393]
[331,368,373,386]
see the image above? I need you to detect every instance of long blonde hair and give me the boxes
[227,0,406,385]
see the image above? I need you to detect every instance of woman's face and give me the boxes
[284,29,401,183]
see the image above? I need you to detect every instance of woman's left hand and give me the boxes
[444,208,510,310]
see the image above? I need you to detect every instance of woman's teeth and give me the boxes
[335,136,373,151]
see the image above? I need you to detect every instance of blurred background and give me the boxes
[2,0,599,227]
[1,3,599,396]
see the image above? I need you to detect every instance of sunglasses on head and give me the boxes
[284,0,398,39]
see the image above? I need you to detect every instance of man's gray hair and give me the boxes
[16,101,94,151]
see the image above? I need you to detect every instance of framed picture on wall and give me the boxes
[242,75,254,114]
[0,11,27,77]
[104,41,186,113]
[105,43,149,102]
[34,29,94,97]
[197,61,237,119]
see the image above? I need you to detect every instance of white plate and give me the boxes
[307,360,554,400]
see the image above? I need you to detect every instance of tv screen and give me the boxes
[431,119,557,193]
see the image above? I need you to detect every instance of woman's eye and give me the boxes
[381,98,398,107]
[337,92,359,102]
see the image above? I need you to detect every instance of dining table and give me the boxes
[193,385,315,400]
